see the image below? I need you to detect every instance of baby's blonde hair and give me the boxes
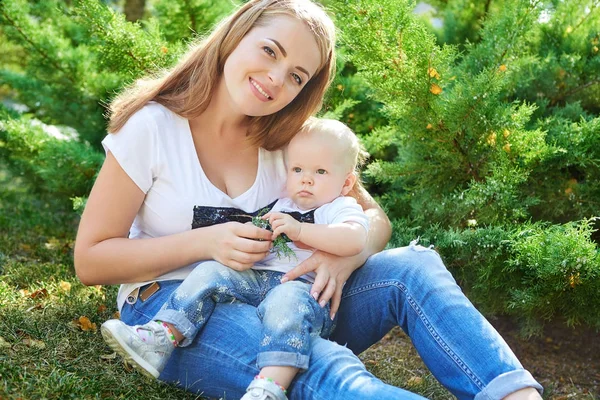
[299,118,369,175]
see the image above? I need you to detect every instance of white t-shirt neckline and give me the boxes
[183,119,264,202]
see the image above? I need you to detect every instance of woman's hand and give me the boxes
[207,222,272,271]
[281,249,367,319]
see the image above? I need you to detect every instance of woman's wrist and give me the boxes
[189,224,219,262]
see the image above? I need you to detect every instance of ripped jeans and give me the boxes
[153,262,335,370]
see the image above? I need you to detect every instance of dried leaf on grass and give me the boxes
[406,376,424,387]
[22,338,46,349]
[29,288,48,299]
[59,281,72,293]
[123,360,134,372]
[100,352,117,361]
[25,303,44,312]
[0,336,11,348]
[71,316,97,332]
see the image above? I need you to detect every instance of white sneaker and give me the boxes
[100,319,174,379]
[241,377,288,400]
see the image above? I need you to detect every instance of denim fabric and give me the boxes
[120,244,543,400]
[151,262,334,370]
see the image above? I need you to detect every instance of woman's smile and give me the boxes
[249,78,273,101]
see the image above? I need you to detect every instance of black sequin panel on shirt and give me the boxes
[191,200,316,229]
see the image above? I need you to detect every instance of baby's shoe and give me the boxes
[101,319,176,379]
[241,376,288,400]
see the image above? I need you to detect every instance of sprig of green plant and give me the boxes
[252,210,297,261]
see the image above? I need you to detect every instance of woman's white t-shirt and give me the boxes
[102,103,287,311]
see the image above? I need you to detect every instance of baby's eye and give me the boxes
[293,167,302,173]
[263,46,276,57]
[291,73,302,85]
[316,169,327,175]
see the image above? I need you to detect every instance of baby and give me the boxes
[101,118,369,400]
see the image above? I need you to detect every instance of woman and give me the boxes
[74,0,543,399]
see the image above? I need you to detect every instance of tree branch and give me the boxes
[1,10,77,85]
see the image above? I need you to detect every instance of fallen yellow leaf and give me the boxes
[74,316,97,332]
[59,281,72,293]
[407,376,424,386]
[22,338,46,349]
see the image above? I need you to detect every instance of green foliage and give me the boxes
[389,218,600,335]
[1,0,107,145]
[0,110,104,206]
[151,0,238,43]
[252,211,297,261]
[330,0,600,331]
[506,219,600,333]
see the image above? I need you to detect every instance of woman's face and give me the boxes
[222,15,322,117]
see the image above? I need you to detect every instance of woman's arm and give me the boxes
[347,181,392,256]
[281,182,391,316]
[74,152,272,286]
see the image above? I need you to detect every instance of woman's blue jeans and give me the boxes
[120,243,543,399]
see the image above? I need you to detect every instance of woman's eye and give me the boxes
[291,73,302,85]
[263,46,276,58]
[293,167,302,173]
[316,169,327,175]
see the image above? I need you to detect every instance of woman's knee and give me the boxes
[365,242,455,289]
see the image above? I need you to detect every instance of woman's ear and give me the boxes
[341,172,357,196]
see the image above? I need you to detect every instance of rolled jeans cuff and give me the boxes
[154,309,196,347]
[475,369,543,400]
[257,351,310,371]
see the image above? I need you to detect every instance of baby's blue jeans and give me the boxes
[152,263,334,370]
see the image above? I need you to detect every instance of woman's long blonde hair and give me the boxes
[108,0,336,151]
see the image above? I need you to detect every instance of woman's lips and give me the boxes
[249,78,272,102]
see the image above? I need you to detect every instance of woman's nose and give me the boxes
[268,67,285,87]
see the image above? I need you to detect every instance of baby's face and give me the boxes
[285,133,351,210]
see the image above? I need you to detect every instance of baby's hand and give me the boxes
[262,212,302,241]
